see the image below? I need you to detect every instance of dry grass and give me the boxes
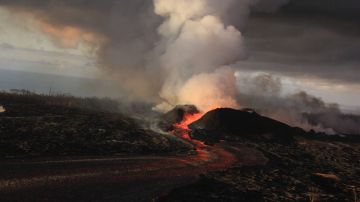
[0,90,120,113]
[307,187,320,202]
[348,186,359,202]
[0,105,5,113]
[313,173,341,182]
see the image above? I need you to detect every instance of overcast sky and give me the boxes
[0,0,359,109]
[237,0,360,109]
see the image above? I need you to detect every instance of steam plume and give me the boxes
[153,0,248,112]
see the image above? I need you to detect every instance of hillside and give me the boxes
[0,92,192,159]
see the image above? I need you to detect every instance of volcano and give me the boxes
[188,108,304,143]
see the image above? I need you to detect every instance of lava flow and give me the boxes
[170,111,213,167]
[170,107,237,168]
[173,112,204,140]
[172,105,220,140]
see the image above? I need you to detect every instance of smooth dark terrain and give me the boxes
[0,92,359,201]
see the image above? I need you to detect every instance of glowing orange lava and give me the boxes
[170,108,238,170]
[172,106,222,140]
[173,112,203,139]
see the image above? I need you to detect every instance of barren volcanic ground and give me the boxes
[0,93,359,202]
[0,92,192,158]
[160,108,360,202]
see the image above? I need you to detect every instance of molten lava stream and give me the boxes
[171,111,238,170]
[173,112,214,159]
[173,112,203,140]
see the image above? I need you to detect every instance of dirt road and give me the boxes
[0,142,243,202]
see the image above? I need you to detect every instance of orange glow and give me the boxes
[177,67,240,112]
[40,22,103,49]
[174,112,203,130]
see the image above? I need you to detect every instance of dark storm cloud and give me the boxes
[244,0,360,84]
[281,0,360,21]
[253,0,289,13]
[254,0,360,19]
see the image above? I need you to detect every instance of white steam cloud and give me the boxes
[178,67,239,111]
[153,0,248,112]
